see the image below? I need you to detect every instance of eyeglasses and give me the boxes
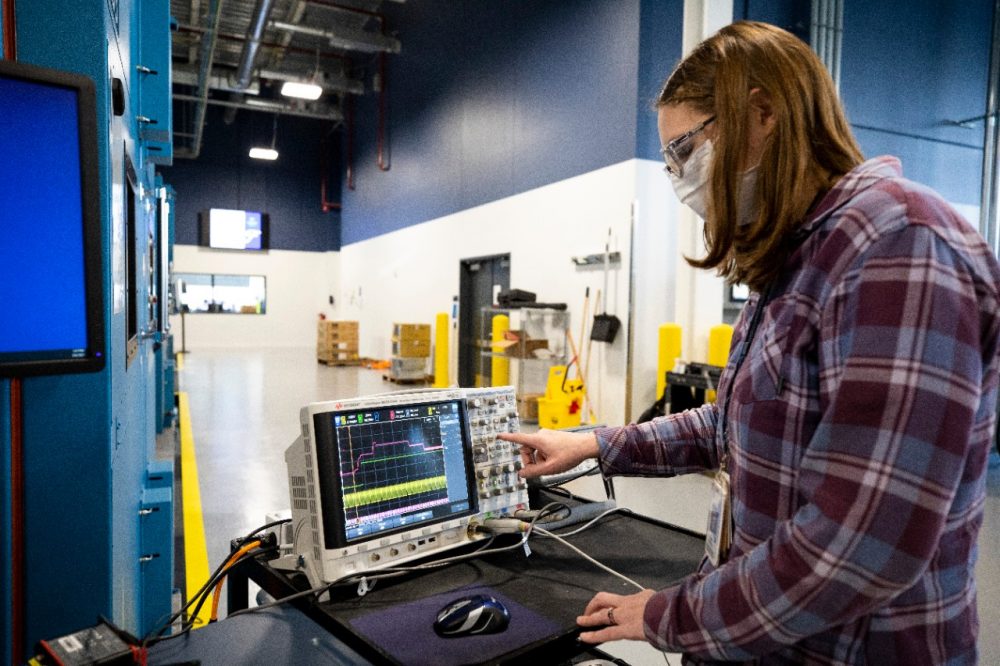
[661,116,715,177]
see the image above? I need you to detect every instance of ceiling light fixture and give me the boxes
[250,114,280,161]
[280,80,323,100]
[248,147,279,160]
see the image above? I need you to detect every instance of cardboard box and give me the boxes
[392,323,431,342]
[318,320,359,337]
[493,330,549,358]
[392,338,431,358]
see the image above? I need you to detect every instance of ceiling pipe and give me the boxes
[178,0,226,159]
[174,92,344,122]
[224,0,277,124]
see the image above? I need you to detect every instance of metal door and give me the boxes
[458,254,510,387]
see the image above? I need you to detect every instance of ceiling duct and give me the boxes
[225,0,277,123]
[177,0,226,160]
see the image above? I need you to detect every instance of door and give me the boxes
[458,254,510,387]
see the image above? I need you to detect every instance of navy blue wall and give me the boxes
[840,0,991,207]
[163,106,341,251]
[338,0,990,249]
[635,0,686,160]
[342,0,658,246]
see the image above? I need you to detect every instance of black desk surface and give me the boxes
[155,499,706,665]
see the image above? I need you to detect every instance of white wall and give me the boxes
[168,245,340,349]
[337,161,641,426]
[334,159,724,426]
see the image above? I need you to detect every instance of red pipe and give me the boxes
[4,4,24,664]
[376,52,390,172]
[2,0,16,60]
[10,378,24,666]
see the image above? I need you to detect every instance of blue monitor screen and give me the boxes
[0,61,103,375]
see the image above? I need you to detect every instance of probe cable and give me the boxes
[227,503,568,620]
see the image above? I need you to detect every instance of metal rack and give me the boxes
[478,306,569,422]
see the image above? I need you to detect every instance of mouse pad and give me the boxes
[347,584,562,665]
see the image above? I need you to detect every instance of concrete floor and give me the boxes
[179,347,1000,664]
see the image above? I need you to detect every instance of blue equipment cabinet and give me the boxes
[0,0,176,654]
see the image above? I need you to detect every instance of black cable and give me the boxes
[146,545,278,647]
[141,517,289,647]
[244,518,291,540]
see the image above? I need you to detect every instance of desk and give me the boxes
[216,498,705,665]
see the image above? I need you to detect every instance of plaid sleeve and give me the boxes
[594,402,721,476]
[643,220,990,658]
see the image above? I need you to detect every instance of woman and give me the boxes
[500,21,1000,664]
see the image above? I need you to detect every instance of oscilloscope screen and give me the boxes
[313,399,477,548]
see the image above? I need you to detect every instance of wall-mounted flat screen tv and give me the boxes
[0,59,105,377]
[198,208,269,251]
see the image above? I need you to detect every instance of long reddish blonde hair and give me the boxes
[659,21,863,290]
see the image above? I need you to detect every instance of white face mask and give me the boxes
[669,139,759,227]
[668,139,712,220]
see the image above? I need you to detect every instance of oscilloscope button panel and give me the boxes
[465,387,527,517]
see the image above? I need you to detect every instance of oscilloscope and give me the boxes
[279,386,528,587]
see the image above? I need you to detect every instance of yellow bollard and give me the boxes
[657,324,682,401]
[432,312,449,388]
[708,324,734,367]
[706,324,734,402]
[491,314,510,387]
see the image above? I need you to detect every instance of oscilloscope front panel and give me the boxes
[290,387,527,583]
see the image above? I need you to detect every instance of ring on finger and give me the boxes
[607,607,617,625]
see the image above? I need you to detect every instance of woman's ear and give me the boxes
[748,87,777,137]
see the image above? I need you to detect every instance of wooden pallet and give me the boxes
[318,358,363,367]
[382,374,430,385]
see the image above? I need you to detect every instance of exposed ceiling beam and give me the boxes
[173,64,363,96]
[270,19,401,54]
[173,66,262,94]
[173,92,344,123]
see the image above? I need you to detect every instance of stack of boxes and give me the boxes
[390,322,431,382]
[317,320,360,365]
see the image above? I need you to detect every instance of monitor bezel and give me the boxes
[311,397,480,550]
[0,59,105,378]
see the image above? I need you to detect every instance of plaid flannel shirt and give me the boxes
[596,157,1000,664]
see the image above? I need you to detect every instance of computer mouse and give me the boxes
[433,594,511,637]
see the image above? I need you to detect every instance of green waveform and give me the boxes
[343,475,447,509]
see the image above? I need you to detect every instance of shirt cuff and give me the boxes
[643,584,681,652]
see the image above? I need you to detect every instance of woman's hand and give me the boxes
[496,429,599,478]
[576,589,656,643]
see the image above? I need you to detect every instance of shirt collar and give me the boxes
[797,156,903,237]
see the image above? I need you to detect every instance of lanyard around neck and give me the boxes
[718,285,773,462]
